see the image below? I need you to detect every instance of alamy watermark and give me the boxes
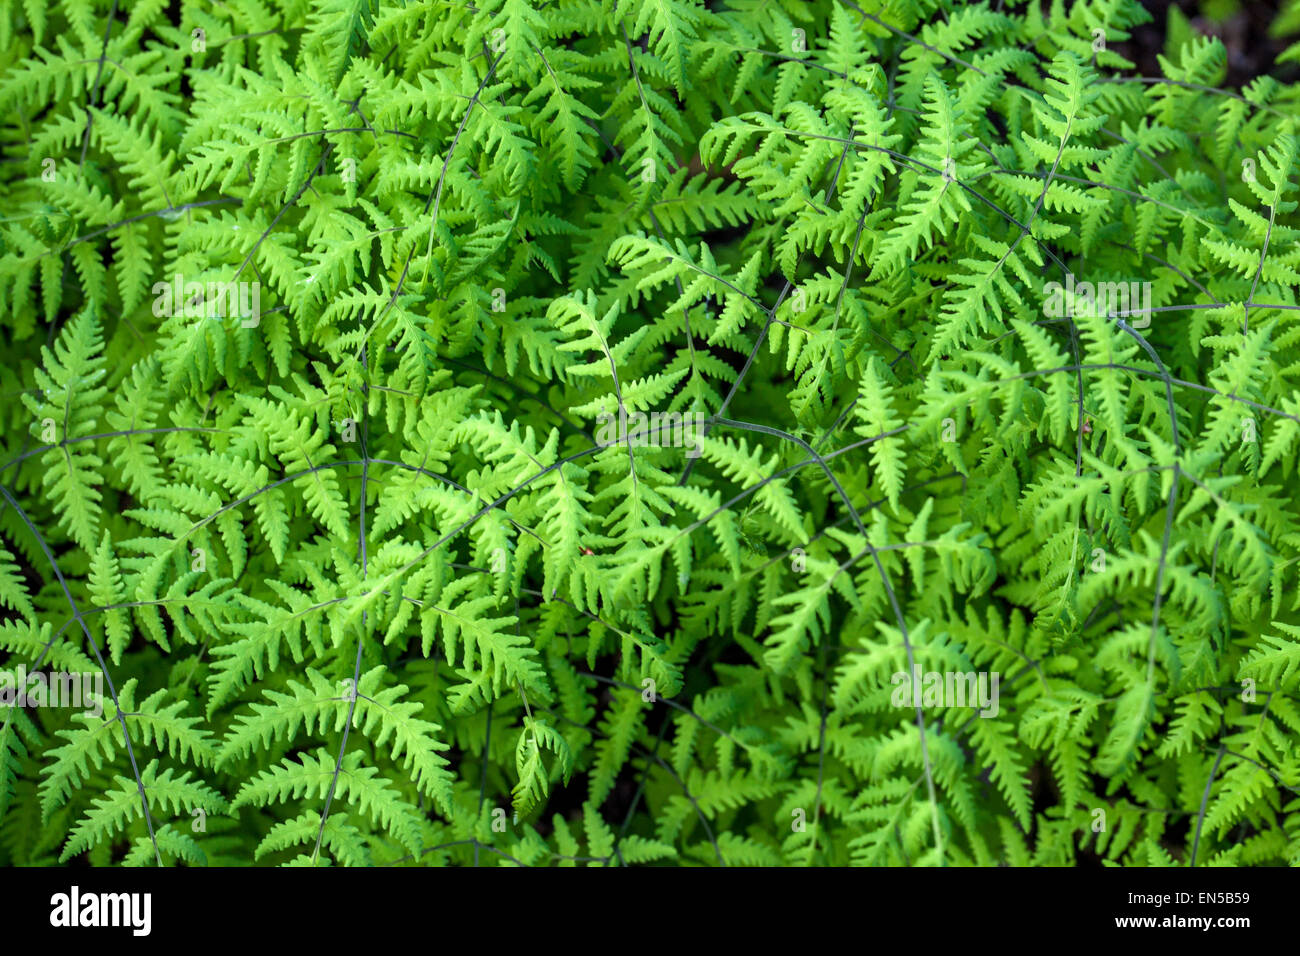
[152,273,260,327]
[594,408,706,458]
[1043,275,1152,328]
[891,667,1000,717]
[50,886,151,936]
[0,666,103,718]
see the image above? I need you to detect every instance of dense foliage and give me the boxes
[1,0,1300,867]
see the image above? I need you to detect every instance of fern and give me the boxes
[0,0,1299,872]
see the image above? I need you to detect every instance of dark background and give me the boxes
[1115,0,1299,85]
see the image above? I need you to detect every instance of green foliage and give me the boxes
[0,0,1299,868]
